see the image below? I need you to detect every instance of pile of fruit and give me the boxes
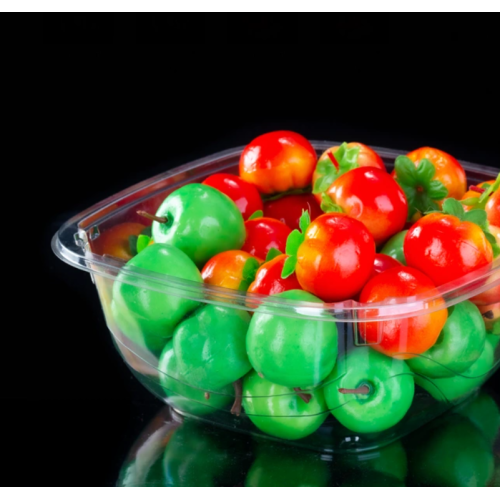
[102,131,500,441]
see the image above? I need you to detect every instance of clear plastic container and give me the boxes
[52,141,500,453]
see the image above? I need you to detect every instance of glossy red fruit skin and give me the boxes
[242,217,292,261]
[486,190,500,227]
[239,131,317,195]
[247,254,302,296]
[404,213,493,287]
[202,173,263,221]
[359,267,448,359]
[370,254,402,279]
[263,194,323,231]
[326,167,408,246]
[296,213,376,302]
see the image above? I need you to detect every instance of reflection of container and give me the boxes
[117,391,500,486]
[53,143,500,452]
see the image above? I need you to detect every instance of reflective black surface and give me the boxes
[117,389,500,487]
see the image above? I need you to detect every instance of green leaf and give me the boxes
[485,232,500,258]
[265,247,282,262]
[315,158,332,175]
[478,173,500,204]
[427,180,449,200]
[313,173,335,195]
[416,194,439,214]
[242,257,260,283]
[394,156,418,185]
[299,210,311,234]
[128,235,138,256]
[442,198,465,219]
[461,197,480,207]
[281,255,297,279]
[136,234,152,253]
[248,210,263,221]
[415,159,436,185]
[285,229,304,257]
[140,226,152,237]
[312,143,360,195]
[321,193,344,213]
[463,209,488,230]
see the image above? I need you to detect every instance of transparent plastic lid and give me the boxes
[52,141,500,323]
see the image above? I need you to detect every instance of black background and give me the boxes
[5,19,499,485]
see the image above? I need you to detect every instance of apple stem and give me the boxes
[204,392,210,400]
[230,379,243,416]
[293,388,312,404]
[482,309,494,320]
[339,385,371,395]
[470,186,486,194]
[137,210,167,224]
[327,151,340,172]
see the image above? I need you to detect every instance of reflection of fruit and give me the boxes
[173,304,251,391]
[201,250,261,291]
[202,173,263,221]
[94,222,145,260]
[370,254,402,279]
[264,193,322,231]
[404,209,493,287]
[359,267,448,359]
[151,184,245,268]
[416,338,495,402]
[408,416,494,487]
[239,131,317,195]
[111,244,202,354]
[458,392,500,445]
[295,213,376,302]
[408,301,486,378]
[323,347,415,434]
[245,442,329,487]
[247,254,301,296]
[406,147,467,200]
[163,422,237,486]
[158,342,233,415]
[312,142,386,204]
[242,371,328,440]
[241,216,292,261]
[380,230,408,265]
[246,290,338,388]
[324,167,408,245]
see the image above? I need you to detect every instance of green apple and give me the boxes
[111,244,202,354]
[152,183,245,268]
[323,347,415,434]
[408,301,486,378]
[242,370,328,440]
[380,230,408,264]
[246,290,338,388]
[173,304,251,391]
[416,337,495,402]
[158,341,233,415]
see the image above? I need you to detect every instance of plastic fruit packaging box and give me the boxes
[52,138,500,453]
